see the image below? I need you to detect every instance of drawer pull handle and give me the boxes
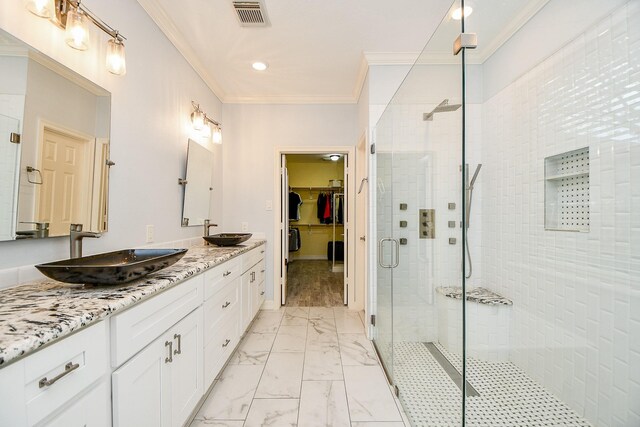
[174,334,182,355]
[165,341,173,363]
[260,291,265,295]
[261,269,265,273]
[223,271,232,277]
[222,301,231,308]
[222,339,231,348]
[38,362,79,388]
[260,250,264,254]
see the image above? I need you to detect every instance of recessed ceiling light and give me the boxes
[252,61,268,71]
[329,154,341,161]
[452,6,473,20]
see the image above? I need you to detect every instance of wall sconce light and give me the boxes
[26,0,127,75]
[191,101,223,144]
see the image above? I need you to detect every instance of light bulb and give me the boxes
[252,62,268,71]
[191,109,205,131]
[330,154,340,161]
[26,0,53,18]
[202,122,212,138]
[213,127,222,144]
[65,7,90,50]
[106,37,126,75]
[452,6,473,20]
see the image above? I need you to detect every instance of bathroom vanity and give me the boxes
[0,240,266,427]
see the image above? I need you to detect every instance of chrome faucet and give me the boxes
[203,219,218,243]
[70,224,101,258]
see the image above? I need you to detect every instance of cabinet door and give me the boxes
[168,307,203,427]
[241,272,252,332]
[112,337,170,427]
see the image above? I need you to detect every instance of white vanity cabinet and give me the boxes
[0,321,110,427]
[241,247,266,331]
[112,306,203,427]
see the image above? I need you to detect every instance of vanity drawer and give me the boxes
[110,275,204,367]
[203,307,240,386]
[256,259,266,285]
[242,246,265,273]
[204,256,242,300]
[24,321,108,426]
[203,278,240,345]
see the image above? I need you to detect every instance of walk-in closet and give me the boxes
[283,154,347,306]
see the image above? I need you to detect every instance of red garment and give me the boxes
[323,193,332,220]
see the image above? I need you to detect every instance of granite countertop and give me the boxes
[0,239,266,367]
[436,286,513,306]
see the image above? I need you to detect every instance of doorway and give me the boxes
[284,153,346,306]
[274,146,357,310]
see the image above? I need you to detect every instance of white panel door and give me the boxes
[37,127,92,236]
[280,154,289,305]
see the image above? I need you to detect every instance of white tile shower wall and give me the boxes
[481,3,640,426]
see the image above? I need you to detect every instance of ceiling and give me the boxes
[137,0,548,104]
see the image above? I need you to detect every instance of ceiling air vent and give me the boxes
[232,1,270,27]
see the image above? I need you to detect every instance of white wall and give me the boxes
[481,2,640,425]
[482,0,629,101]
[221,104,358,301]
[0,0,222,284]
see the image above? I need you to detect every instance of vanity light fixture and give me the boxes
[191,101,223,144]
[26,0,127,75]
[26,0,55,18]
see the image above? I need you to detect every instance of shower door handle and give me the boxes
[378,238,399,268]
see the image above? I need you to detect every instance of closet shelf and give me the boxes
[290,223,344,227]
[290,186,343,191]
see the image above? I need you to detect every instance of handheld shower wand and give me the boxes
[464,164,482,279]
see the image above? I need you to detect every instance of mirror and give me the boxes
[0,27,111,241]
[181,139,213,227]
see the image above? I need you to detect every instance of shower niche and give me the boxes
[544,147,590,232]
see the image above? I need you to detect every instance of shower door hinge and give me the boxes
[370,143,376,154]
[453,32,478,55]
[10,133,21,144]
[370,314,376,326]
[394,385,399,397]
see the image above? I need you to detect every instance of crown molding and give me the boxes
[474,0,550,63]
[353,53,369,102]
[223,95,357,105]
[136,0,226,103]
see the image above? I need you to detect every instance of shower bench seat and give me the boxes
[436,286,512,362]
[435,286,513,306]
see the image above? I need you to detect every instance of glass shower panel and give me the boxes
[372,2,465,425]
[0,113,20,241]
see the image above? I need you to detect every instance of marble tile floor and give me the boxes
[190,306,409,427]
[285,260,344,307]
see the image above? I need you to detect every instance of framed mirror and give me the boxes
[181,139,213,227]
[0,27,111,241]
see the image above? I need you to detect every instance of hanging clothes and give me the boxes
[337,195,344,224]
[317,192,326,222]
[323,193,333,224]
[288,227,301,252]
[289,191,302,221]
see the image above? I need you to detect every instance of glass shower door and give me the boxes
[372,1,466,425]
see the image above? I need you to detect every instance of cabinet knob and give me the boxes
[222,301,231,309]
[223,271,232,277]
[165,341,173,363]
[260,291,265,296]
[173,334,182,355]
[222,339,231,348]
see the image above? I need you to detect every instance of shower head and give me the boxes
[423,99,462,121]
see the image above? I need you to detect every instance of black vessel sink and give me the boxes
[203,233,252,246]
[35,249,188,285]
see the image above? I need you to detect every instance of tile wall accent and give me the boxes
[481,2,640,425]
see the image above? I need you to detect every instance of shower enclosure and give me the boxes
[371,1,639,426]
